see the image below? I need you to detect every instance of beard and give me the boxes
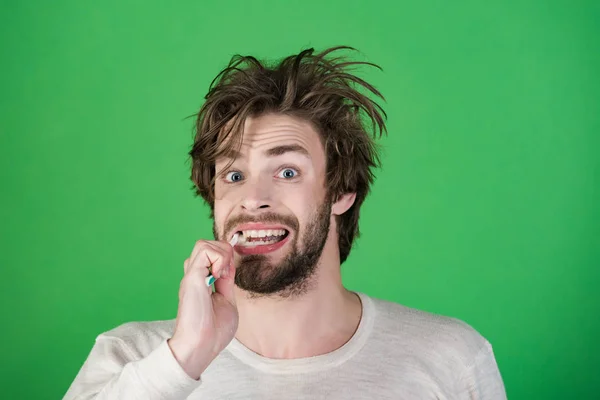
[213,200,332,299]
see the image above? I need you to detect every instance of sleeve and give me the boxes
[457,341,507,400]
[63,337,203,400]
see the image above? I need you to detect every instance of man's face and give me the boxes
[213,113,331,297]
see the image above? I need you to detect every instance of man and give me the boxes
[64,46,506,399]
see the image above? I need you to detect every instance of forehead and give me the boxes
[218,113,325,160]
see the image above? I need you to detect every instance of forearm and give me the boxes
[64,339,202,400]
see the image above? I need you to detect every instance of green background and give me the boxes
[1,1,598,399]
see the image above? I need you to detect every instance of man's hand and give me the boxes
[167,239,238,380]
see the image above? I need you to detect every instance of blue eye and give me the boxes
[279,168,298,179]
[225,171,243,182]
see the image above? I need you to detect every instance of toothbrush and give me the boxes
[205,233,239,286]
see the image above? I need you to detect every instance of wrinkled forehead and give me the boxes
[216,113,325,161]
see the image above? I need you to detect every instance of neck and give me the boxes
[232,226,362,359]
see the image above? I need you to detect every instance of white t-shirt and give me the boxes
[64,293,506,399]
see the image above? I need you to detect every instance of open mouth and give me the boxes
[236,229,290,247]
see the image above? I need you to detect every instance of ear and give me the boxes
[331,192,357,216]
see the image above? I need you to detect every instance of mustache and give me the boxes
[225,212,299,236]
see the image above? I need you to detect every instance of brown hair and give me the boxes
[189,46,387,263]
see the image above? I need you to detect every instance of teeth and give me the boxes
[240,238,280,247]
[241,229,287,239]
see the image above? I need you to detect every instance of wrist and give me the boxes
[167,337,215,380]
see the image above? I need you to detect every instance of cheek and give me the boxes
[285,192,321,229]
[214,181,234,205]
[213,199,235,228]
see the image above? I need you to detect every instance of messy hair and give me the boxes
[189,46,387,263]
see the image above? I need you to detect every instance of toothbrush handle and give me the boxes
[205,274,216,286]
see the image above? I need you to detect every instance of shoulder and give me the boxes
[365,294,490,364]
[360,295,506,396]
[99,319,176,341]
[95,319,176,358]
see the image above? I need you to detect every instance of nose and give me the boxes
[239,180,272,212]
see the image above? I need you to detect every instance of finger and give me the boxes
[205,240,235,264]
[190,245,231,280]
[207,242,235,277]
[189,242,224,270]
[202,241,234,279]
[183,258,190,274]
[189,240,233,271]
[189,240,209,263]
[214,261,236,306]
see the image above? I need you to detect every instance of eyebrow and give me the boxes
[265,144,310,158]
[222,144,310,160]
